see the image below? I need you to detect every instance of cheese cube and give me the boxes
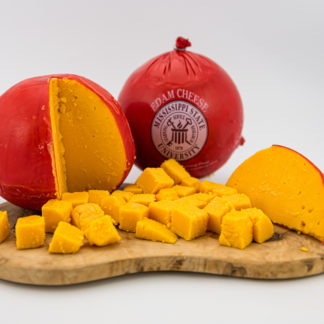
[16,216,45,250]
[149,200,176,227]
[123,184,143,194]
[101,195,126,223]
[62,191,89,207]
[204,197,233,234]
[136,168,174,194]
[71,203,104,230]
[181,177,200,191]
[161,159,191,184]
[171,205,208,240]
[42,199,73,232]
[84,215,121,246]
[200,181,237,196]
[242,208,274,243]
[136,218,177,244]
[119,203,149,232]
[156,188,179,201]
[0,211,10,243]
[48,221,84,254]
[223,193,252,210]
[88,190,110,206]
[111,190,134,202]
[175,193,214,209]
[129,194,156,206]
[219,210,253,249]
[173,185,196,197]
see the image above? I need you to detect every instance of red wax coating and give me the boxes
[119,38,243,178]
[0,74,135,210]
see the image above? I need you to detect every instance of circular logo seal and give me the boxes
[151,100,208,161]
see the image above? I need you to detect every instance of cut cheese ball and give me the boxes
[129,194,156,206]
[242,208,274,243]
[204,197,233,234]
[173,185,196,197]
[180,177,200,192]
[0,211,10,243]
[149,200,177,227]
[136,218,177,244]
[226,145,324,241]
[222,193,252,210]
[16,216,45,250]
[48,221,84,254]
[200,181,237,196]
[171,205,208,240]
[123,184,143,194]
[42,199,73,232]
[136,168,174,194]
[119,202,149,232]
[0,74,135,210]
[84,215,121,246]
[161,159,191,184]
[156,188,179,201]
[111,190,134,202]
[88,190,110,206]
[219,210,253,249]
[71,203,104,230]
[62,192,89,207]
[101,195,126,223]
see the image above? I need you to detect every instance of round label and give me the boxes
[151,100,208,161]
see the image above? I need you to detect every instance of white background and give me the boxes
[0,0,323,323]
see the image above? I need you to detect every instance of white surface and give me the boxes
[0,0,323,323]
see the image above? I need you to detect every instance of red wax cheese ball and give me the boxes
[119,37,244,178]
[0,74,135,210]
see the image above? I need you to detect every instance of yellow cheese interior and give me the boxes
[227,146,324,240]
[49,78,127,196]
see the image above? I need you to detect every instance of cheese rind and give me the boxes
[136,218,177,244]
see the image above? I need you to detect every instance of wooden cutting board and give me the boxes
[0,202,324,285]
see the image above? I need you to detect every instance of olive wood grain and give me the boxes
[0,202,323,285]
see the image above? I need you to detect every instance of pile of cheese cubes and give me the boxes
[0,159,274,253]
